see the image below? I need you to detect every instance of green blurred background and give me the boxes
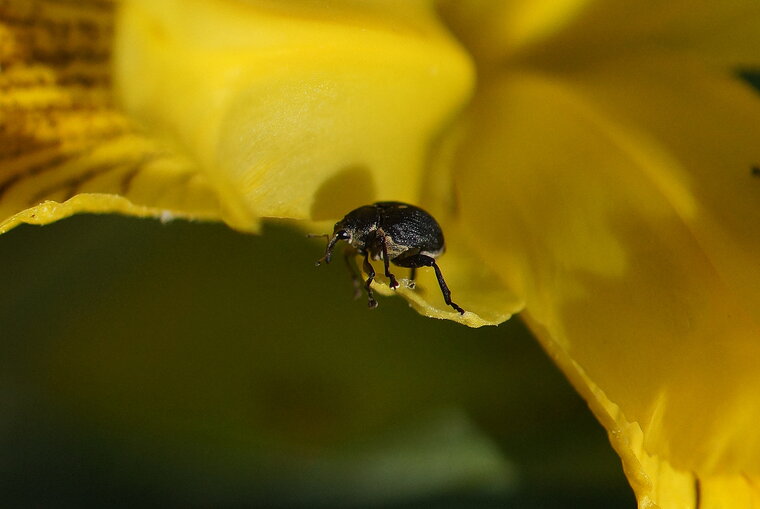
[0,215,634,507]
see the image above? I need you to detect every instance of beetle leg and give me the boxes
[363,253,378,308]
[342,247,362,300]
[408,267,417,288]
[392,253,464,314]
[378,234,399,290]
[430,260,465,315]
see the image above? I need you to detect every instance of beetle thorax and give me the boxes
[347,226,377,252]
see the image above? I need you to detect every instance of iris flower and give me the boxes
[3,0,760,506]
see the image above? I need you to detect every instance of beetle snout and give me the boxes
[315,229,350,266]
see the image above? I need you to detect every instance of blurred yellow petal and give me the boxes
[452,51,760,504]
[440,0,760,69]
[113,0,474,223]
[0,0,229,233]
[437,0,591,64]
[558,54,760,332]
[526,0,760,68]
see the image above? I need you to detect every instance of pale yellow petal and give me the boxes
[114,0,474,223]
[451,62,760,504]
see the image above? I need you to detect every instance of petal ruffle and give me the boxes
[451,57,760,504]
[0,0,229,233]
[0,133,226,233]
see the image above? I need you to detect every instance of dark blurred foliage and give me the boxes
[0,215,634,507]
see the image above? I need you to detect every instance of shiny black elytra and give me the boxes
[313,201,464,314]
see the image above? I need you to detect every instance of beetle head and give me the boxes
[315,228,350,266]
[315,205,377,266]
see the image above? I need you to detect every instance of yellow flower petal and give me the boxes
[557,54,760,332]
[438,0,591,64]
[113,0,474,222]
[7,1,760,503]
[440,0,760,69]
[0,0,229,233]
[527,0,760,68]
[452,55,760,504]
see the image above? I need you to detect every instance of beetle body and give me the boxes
[315,201,464,314]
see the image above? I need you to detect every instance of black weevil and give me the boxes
[313,201,465,314]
